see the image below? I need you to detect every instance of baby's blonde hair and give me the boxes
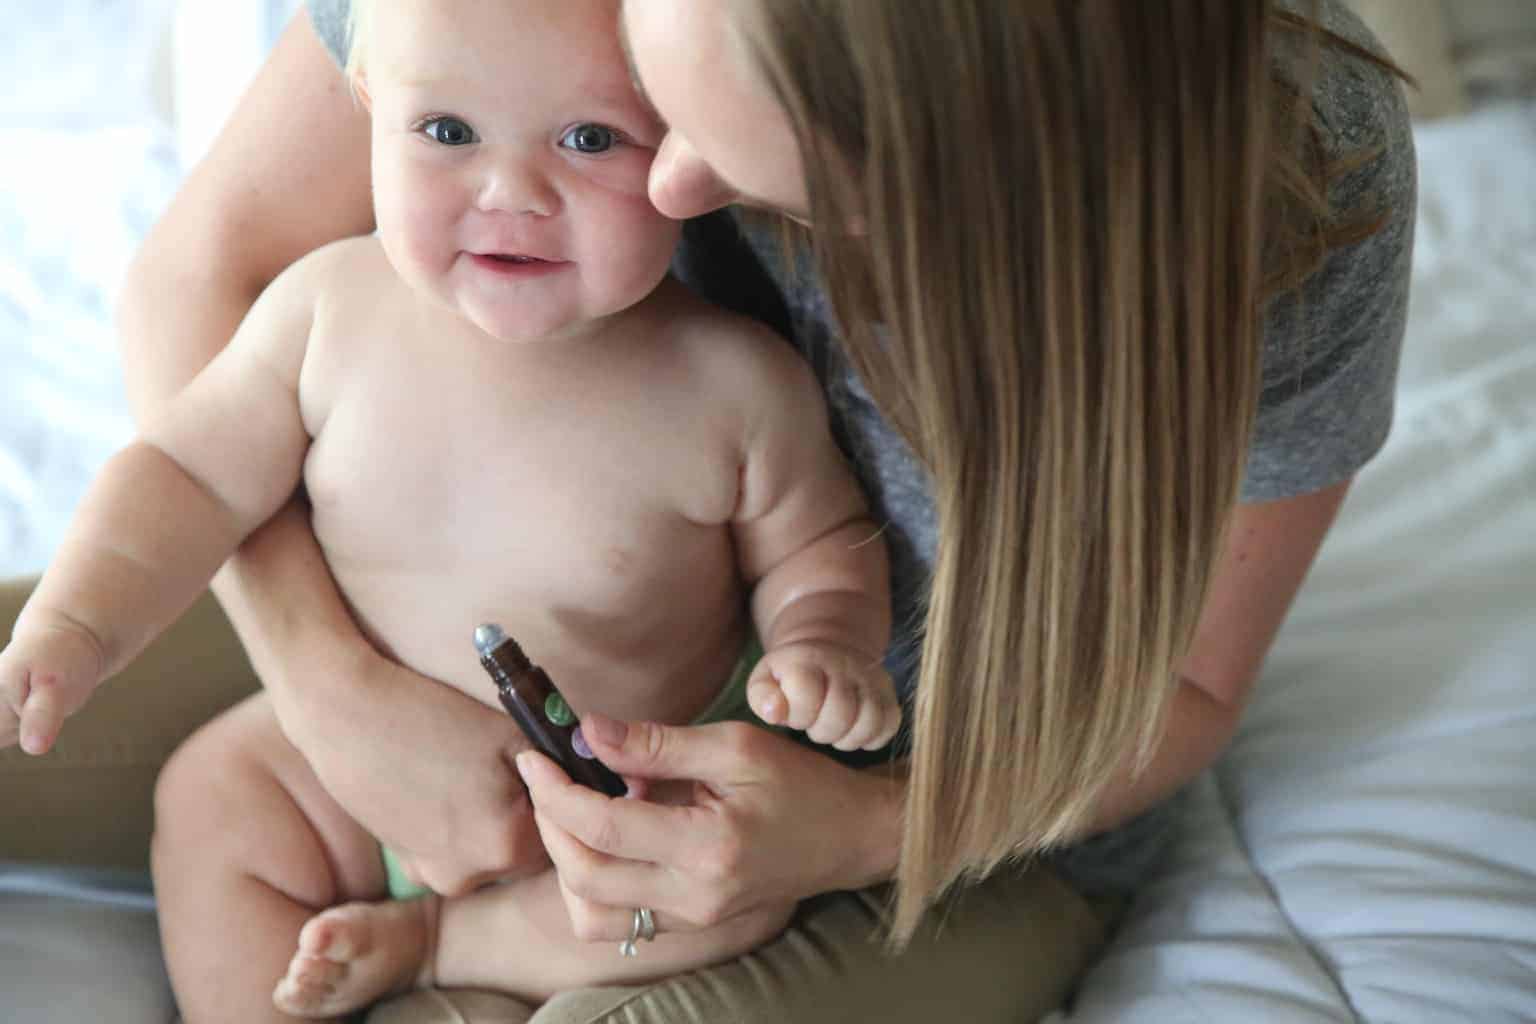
[343,0,376,85]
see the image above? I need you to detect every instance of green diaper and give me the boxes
[382,632,765,900]
[382,844,427,902]
[685,630,765,727]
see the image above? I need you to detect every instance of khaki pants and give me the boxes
[0,576,1116,1023]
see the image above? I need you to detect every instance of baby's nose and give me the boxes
[479,160,560,217]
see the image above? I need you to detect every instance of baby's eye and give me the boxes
[422,117,478,146]
[560,123,619,155]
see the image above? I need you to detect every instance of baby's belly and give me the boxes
[317,510,748,728]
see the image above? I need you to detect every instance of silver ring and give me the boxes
[619,906,657,957]
[637,906,657,942]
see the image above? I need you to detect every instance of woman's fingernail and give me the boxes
[582,712,626,748]
[514,752,536,785]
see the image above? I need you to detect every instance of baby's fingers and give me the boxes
[746,667,787,726]
[18,675,68,755]
[833,686,901,752]
[0,669,56,755]
[0,631,103,755]
[0,654,31,750]
[803,679,858,747]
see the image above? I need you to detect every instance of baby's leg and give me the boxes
[152,692,389,1024]
[275,868,795,1012]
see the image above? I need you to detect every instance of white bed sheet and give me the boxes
[1,6,1534,1020]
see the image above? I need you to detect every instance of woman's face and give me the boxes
[619,0,810,222]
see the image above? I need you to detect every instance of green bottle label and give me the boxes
[544,692,576,726]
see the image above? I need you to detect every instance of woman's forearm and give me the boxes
[209,501,375,739]
[860,678,1236,887]
[847,758,907,889]
[1078,488,1349,836]
[115,10,371,422]
[1083,676,1242,836]
[116,218,268,421]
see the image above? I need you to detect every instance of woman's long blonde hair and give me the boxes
[735,0,1405,945]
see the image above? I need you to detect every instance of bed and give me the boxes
[3,2,1534,1021]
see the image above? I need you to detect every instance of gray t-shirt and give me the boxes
[306,0,1415,895]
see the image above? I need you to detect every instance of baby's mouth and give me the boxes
[469,251,569,274]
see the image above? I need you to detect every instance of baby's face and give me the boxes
[363,0,679,343]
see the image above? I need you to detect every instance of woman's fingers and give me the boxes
[517,749,711,867]
[549,870,702,945]
[578,713,764,786]
[521,720,898,945]
[533,810,702,935]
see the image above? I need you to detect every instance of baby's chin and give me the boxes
[497,291,671,346]
[459,300,630,348]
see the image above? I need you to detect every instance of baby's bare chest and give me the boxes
[300,346,741,611]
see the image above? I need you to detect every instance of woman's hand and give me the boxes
[214,504,547,898]
[515,713,903,942]
[276,642,548,897]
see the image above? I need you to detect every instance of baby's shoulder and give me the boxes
[277,236,417,350]
[642,279,820,407]
[250,236,393,317]
[286,235,394,300]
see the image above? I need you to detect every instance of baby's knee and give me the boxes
[152,696,281,844]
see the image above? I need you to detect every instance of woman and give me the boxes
[0,0,1414,1021]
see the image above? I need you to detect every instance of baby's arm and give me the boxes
[730,330,898,752]
[0,252,323,754]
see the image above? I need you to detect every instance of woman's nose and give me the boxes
[478,159,560,217]
[648,132,737,219]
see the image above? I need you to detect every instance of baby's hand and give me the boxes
[747,641,901,751]
[0,617,105,755]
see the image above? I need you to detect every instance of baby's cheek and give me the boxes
[572,150,656,199]
[586,198,681,301]
[377,167,464,275]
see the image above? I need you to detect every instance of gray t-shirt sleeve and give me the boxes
[307,0,351,66]
[1242,1,1417,503]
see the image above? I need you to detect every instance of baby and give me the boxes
[0,0,897,1018]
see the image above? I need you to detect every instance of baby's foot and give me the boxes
[748,643,901,751]
[272,898,437,1018]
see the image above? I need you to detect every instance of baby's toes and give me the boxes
[776,664,830,732]
[804,679,860,746]
[297,905,366,961]
[272,904,376,1017]
[273,953,346,1016]
[277,898,432,1017]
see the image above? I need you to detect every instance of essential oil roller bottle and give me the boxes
[474,623,627,797]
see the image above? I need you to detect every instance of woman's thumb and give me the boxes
[581,712,724,781]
